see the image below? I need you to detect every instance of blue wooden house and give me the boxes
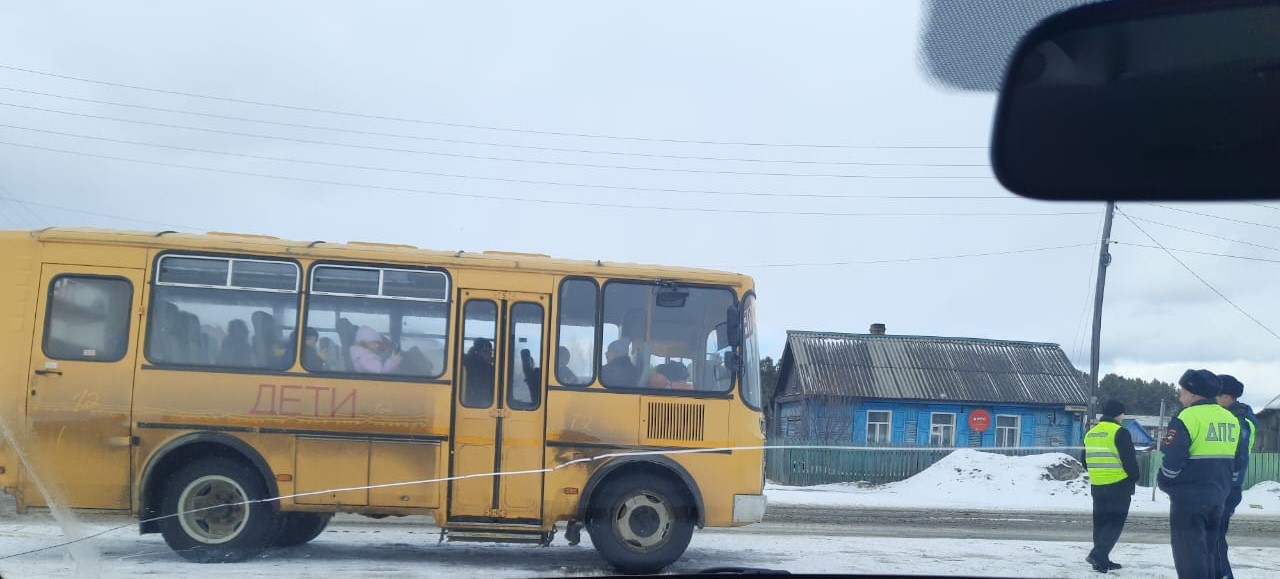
[773,330,1089,448]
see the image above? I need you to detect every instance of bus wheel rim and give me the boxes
[614,492,672,551]
[177,475,250,545]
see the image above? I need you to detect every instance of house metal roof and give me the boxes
[777,330,1088,406]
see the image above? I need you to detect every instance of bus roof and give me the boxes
[15,228,751,286]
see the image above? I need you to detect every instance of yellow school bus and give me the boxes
[0,228,765,572]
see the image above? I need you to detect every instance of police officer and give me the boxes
[1083,400,1140,573]
[1157,369,1247,579]
[1214,375,1257,579]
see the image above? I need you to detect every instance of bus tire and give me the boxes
[586,473,695,574]
[158,457,276,563]
[272,512,331,547]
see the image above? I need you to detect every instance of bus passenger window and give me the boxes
[43,276,133,362]
[555,278,597,386]
[146,256,300,371]
[460,300,497,408]
[304,265,449,379]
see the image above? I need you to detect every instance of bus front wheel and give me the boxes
[272,512,332,547]
[158,457,276,563]
[586,473,695,574]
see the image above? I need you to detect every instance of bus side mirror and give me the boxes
[726,305,743,347]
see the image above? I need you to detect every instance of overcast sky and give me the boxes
[1,1,1276,409]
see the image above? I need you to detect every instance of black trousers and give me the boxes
[1090,483,1132,561]
[1215,488,1243,579]
[1170,497,1224,579]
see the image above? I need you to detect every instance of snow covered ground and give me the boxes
[766,449,1280,517]
[2,449,1278,577]
[0,516,1278,578]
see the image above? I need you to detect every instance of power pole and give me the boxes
[1088,201,1116,424]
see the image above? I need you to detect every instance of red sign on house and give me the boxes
[968,409,992,432]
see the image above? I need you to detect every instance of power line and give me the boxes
[0,63,988,150]
[1126,210,1280,251]
[1246,202,1280,212]
[1116,208,1280,342]
[1114,241,1280,264]
[1071,212,1107,363]
[0,139,1098,219]
[0,86,986,168]
[732,243,1094,267]
[0,195,203,231]
[0,101,990,180]
[1145,203,1280,232]
[0,122,1013,201]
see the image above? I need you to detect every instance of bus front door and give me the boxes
[25,265,144,510]
[449,290,549,524]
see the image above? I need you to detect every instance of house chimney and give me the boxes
[869,323,886,335]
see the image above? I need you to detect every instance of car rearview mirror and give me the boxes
[992,0,1280,201]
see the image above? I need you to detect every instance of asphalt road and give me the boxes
[753,503,1280,546]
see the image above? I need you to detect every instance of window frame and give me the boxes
[300,260,453,381]
[42,274,134,363]
[995,414,1022,448]
[144,251,303,370]
[866,409,893,445]
[596,278,739,396]
[929,412,957,447]
[554,276,599,388]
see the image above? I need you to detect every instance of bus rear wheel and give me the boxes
[272,512,332,547]
[586,473,694,574]
[158,457,276,563]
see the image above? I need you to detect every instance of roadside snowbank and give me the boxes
[767,449,1280,516]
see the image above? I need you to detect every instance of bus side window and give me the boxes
[555,278,597,387]
[43,276,133,362]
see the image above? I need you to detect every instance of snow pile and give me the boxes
[767,449,1279,516]
[767,449,1093,511]
[1241,481,1280,513]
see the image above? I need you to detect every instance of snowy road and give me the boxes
[3,505,1280,578]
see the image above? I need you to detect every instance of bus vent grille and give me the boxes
[646,401,705,442]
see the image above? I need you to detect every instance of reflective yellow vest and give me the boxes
[1179,403,1240,459]
[1084,421,1127,486]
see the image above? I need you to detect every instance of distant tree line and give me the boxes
[1091,372,1180,415]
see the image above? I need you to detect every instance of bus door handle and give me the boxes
[34,369,63,376]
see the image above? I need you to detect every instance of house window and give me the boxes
[929,413,956,447]
[866,410,892,445]
[996,414,1021,447]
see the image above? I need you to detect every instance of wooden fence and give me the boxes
[1139,450,1280,490]
[764,439,1081,486]
[766,438,1280,489]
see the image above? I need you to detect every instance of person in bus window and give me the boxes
[601,339,639,387]
[301,328,324,370]
[216,319,253,367]
[650,360,692,390]
[463,338,496,406]
[556,346,582,385]
[350,326,403,374]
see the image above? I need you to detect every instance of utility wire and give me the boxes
[0,101,989,179]
[731,243,1094,267]
[0,195,203,231]
[0,63,987,150]
[1119,212,1280,253]
[1114,241,1280,264]
[1145,203,1280,232]
[0,86,985,167]
[0,140,1098,219]
[0,123,1011,201]
[1117,208,1280,342]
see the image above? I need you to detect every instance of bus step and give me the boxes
[445,530,548,545]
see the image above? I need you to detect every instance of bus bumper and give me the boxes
[732,494,767,524]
